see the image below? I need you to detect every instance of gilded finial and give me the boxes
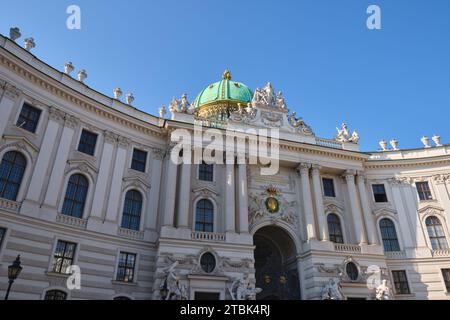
[222,69,232,80]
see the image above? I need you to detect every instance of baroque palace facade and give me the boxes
[0,31,450,300]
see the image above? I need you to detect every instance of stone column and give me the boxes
[163,151,178,227]
[42,115,77,207]
[238,163,249,233]
[311,165,328,241]
[298,163,316,240]
[105,137,129,223]
[0,83,20,137]
[225,163,236,233]
[343,170,367,244]
[177,161,192,228]
[25,107,64,202]
[145,148,164,231]
[356,173,378,245]
[390,178,421,249]
[89,131,116,219]
[433,175,450,233]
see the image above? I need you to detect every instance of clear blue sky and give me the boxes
[1,0,449,151]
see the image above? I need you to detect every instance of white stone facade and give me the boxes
[0,33,449,300]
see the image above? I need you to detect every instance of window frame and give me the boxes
[130,148,148,173]
[322,178,336,198]
[327,213,344,244]
[0,227,7,254]
[77,129,98,156]
[15,102,43,134]
[51,240,78,274]
[115,251,138,283]
[44,289,68,300]
[415,181,433,201]
[391,270,411,295]
[61,173,89,219]
[441,269,450,293]
[379,218,401,252]
[425,215,449,250]
[198,162,214,182]
[195,199,215,233]
[0,150,27,202]
[120,189,143,231]
[372,183,388,203]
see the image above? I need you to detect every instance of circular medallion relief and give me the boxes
[265,197,280,213]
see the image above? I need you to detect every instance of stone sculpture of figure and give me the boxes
[262,82,275,106]
[160,261,186,300]
[375,279,392,300]
[169,97,179,113]
[321,278,344,300]
[179,93,189,112]
[276,91,287,109]
[336,123,359,143]
[229,275,262,300]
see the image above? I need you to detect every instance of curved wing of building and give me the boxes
[0,33,449,300]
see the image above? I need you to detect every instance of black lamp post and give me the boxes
[5,255,22,300]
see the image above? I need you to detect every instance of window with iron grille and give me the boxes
[322,178,336,197]
[426,216,448,250]
[44,290,67,300]
[416,181,433,201]
[0,151,26,201]
[77,129,98,156]
[61,174,89,218]
[372,184,388,202]
[199,162,214,182]
[327,214,343,244]
[52,240,77,274]
[131,149,147,172]
[116,252,136,282]
[392,270,410,294]
[379,218,400,252]
[16,103,41,133]
[121,190,142,231]
[195,199,214,232]
[441,269,450,293]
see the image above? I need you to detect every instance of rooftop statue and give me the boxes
[335,123,359,143]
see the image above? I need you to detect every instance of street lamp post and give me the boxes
[4,255,22,300]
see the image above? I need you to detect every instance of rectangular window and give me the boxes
[392,270,411,295]
[52,240,77,274]
[322,178,336,197]
[442,269,450,293]
[131,149,147,172]
[16,103,41,133]
[372,184,388,202]
[0,227,6,249]
[116,252,136,283]
[416,181,433,201]
[199,162,214,182]
[77,129,98,156]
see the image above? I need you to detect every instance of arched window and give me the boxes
[327,214,343,244]
[379,218,400,252]
[195,199,214,232]
[44,290,67,300]
[0,151,26,201]
[121,190,143,231]
[426,216,448,250]
[61,174,89,218]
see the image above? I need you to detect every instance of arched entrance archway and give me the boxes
[253,226,301,300]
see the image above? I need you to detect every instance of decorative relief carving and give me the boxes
[248,186,298,227]
[103,130,118,144]
[150,147,165,160]
[64,114,79,129]
[388,177,411,186]
[117,136,131,148]
[48,106,65,123]
[4,83,21,99]
[260,111,283,128]
[433,174,450,184]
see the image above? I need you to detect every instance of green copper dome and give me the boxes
[193,70,253,122]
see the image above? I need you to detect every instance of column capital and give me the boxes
[356,171,366,182]
[117,135,131,148]
[103,130,118,144]
[64,114,79,129]
[150,147,165,160]
[296,163,311,175]
[311,164,322,175]
[48,106,65,124]
[342,169,356,181]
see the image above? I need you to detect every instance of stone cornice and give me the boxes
[364,155,450,169]
[0,47,165,139]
